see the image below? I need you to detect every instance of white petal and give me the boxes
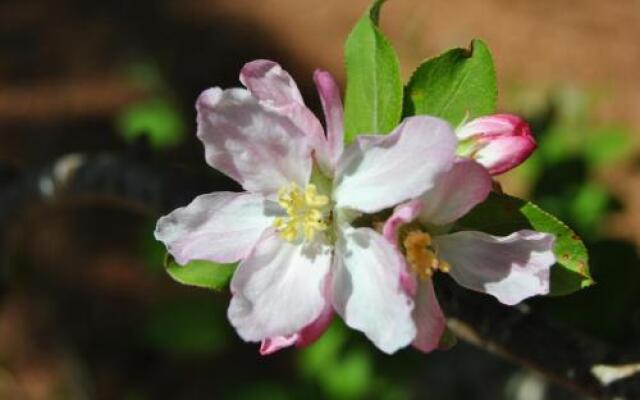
[259,270,335,354]
[196,88,312,197]
[154,192,273,265]
[333,116,457,213]
[435,230,556,305]
[332,227,416,353]
[239,60,332,175]
[418,158,492,226]
[228,230,332,341]
[239,59,304,105]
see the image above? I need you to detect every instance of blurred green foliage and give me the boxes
[116,60,187,149]
[298,321,409,400]
[515,87,631,240]
[298,322,373,399]
[117,98,186,149]
[141,298,231,357]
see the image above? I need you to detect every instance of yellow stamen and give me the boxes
[273,183,329,242]
[403,230,450,279]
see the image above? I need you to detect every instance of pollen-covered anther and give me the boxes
[403,230,450,279]
[273,182,329,242]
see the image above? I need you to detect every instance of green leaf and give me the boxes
[343,0,403,143]
[455,192,593,296]
[164,254,236,290]
[405,39,497,126]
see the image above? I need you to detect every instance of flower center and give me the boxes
[273,182,329,242]
[402,230,450,279]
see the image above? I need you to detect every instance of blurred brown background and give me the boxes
[2,0,640,125]
[202,0,640,128]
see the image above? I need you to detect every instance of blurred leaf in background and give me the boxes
[298,321,408,400]
[117,60,187,149]
[298,322,373,400]
[117,98,186,149]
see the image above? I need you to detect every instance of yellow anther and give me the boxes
[403,230,450,279]
[439,260,451,273]
[273,183,329,242]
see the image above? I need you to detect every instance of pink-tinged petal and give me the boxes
[334,116,457,213]
[296,301,334,348]
[434,230,556,305]
[381,200,423,297]
[272,102,332,175]
[259,270,334,354]
[228,229,332,341]
[475,135,536,175]
[196,88,312,197]
[456,113,522,140]
[154,192,272,265]
[296,270,334,347]
[417,158,492,226]
[382,199,424,246]
[400,268,418,298]
[381,204,445,352]
[260,334,299,355]
[239,60,332,175]
[259,303,333,355]
[239,59,304,106]
[314,69,344,166]
[412,279,446,353]
[456,114,536,175]
[332,227,416,354]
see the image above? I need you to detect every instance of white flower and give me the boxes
[382,158,556,353]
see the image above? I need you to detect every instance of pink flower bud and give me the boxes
[456,114,536,175]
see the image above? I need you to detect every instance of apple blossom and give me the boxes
[382,158,556,352]
[155,60,460,354]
